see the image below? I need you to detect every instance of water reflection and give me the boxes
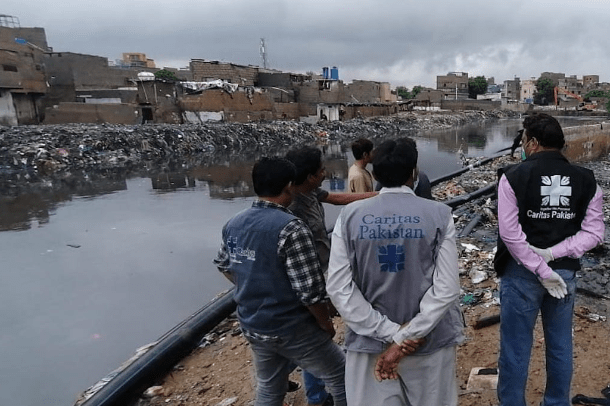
[2,116,603,232]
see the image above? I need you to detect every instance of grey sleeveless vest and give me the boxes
[340,192,464,354]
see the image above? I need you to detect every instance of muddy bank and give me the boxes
[0,110,518,178]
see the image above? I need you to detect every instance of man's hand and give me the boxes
[319,318,336,338]
[529,244,554,263]
[326,301,340,318]
[399,338,426,356]
[307,302,336,338]
[538,270,568,299]
[374,338,425,381]
[374,343,403,381]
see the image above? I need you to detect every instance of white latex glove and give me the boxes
[529,244,554,263]
[538,270,567,299]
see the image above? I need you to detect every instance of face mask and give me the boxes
[521,139,530,161]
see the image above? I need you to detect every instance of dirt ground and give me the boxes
[136,154,610,406]
[136,284,610,406]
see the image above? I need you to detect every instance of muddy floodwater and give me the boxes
[0,116,603,406]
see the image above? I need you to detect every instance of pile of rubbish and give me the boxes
[432,155,610,316]
[0,110,518,178]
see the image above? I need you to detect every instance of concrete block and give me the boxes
[466,367,498,391]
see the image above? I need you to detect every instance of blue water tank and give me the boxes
[322,67,329,79]
[330,66,339,80]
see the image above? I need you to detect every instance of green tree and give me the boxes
[411,85,423,99]
[396,86,410,99]
[396,85,424,99]
[534,78,555,105]
[468,76,488,99]
[154,69,179,82]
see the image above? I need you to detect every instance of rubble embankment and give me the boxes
[0,110,518,178]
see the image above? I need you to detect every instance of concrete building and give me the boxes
[539,72,565,87]
[345,80,397,103]
[0,15,49,125]
[520,78,536,103]
[436,72,469,99]
[503,77,521,102]
[583,75,600,90]
[558,75,583,96]
[189,60,260,86]
[121,53,156,68]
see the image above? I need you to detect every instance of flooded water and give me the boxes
[0,116,602,406]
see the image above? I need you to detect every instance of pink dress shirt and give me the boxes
[497,174,604,279]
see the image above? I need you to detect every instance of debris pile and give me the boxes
[433,155,610,314]
[0,110,518,178]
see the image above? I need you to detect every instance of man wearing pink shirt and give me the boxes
[494,113,604,406]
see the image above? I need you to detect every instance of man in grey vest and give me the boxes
[326,138,464,406]
[214,157,346,406]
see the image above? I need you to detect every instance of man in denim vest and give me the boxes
[214,157,346,406]
[327,139,464,406]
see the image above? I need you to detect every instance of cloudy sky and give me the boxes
[4,0,609,89]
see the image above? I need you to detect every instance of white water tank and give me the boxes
[137,72,155,81]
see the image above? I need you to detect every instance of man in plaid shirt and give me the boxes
[214,157,346,406]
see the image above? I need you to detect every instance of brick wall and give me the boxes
[189,60,259,86]
[179,89,274,112]
[43,103,139,124]
[296,81,345,104]
[441,99,501,111]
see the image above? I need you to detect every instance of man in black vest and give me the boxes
[495,113,604,406]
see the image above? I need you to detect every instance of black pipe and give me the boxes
[79,288,237,406]
[443,184,496,209]
[430,154,503,187]
[458,213,483,238]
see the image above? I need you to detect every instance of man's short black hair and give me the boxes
[372,138,418,188]
[351,138,374,160]
[522,112,565,149]
[252,157,296,197]
[285,146,322,186]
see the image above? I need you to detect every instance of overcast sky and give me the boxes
[4,0,609,89]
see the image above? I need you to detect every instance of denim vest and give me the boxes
[340,192,464,354]
[223,206,314,335]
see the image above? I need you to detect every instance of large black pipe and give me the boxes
[443,184,497,209]
[79,288,237,406]
[430,154,503,187]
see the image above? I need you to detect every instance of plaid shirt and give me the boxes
[214,199,326,306]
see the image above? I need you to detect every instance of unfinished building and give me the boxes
[0,15,48,125]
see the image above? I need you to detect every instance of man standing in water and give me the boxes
[214,157,346,406]
[495,113,604,406]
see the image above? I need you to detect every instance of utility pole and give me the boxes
[260,38,267,69]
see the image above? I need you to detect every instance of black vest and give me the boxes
[494,151,597,275]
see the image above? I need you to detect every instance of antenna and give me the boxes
[260,38,267,69]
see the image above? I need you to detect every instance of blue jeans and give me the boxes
[243,322,346,406]
[303,370,329,404]
[497,260,576,406]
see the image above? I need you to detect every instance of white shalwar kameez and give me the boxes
[326,186,461,406]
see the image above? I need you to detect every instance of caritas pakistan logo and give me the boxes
[541,175,571,207]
